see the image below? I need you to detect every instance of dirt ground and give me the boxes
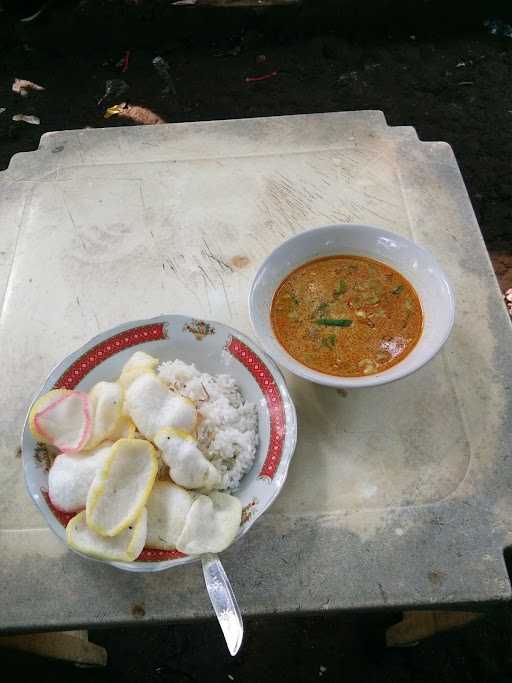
[1,12,511,269]
[3,610,512,682]
[2,6,511,295]
[1,2,512,680]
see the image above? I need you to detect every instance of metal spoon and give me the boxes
[201,553,243,656]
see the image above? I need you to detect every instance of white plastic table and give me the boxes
[1,112,511,632]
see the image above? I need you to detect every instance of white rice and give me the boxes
[157,359,258,491]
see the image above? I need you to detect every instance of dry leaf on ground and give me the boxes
[12,78,45,97]
[12,114,40,125]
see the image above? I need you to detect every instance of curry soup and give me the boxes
[270,255,423,377]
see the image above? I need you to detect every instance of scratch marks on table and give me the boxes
[138,182,146,210]
[266,172,313,227]
[255,197,288,239]
[163,257,177,274]
[196,235,236,319]
[198,265,213,314]
[162,255,202,308]
[198,264,214,288]
[61,191,88,254]
[257,148,405,229]
[262,171,351,228]
[75,291,87,328]
[75,136,86,164]
[378,582,388,604]
[74,292,101,331]
[197,261,233,318]
[219,273,233,319]
[349,198,396,224]
[349,147,390,184]
[202,239,233,272]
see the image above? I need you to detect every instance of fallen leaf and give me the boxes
[504,289,512,317]
[104,104,124,119]
[12,78,45,97]
[12,114,40,125]
[104,102,165,125]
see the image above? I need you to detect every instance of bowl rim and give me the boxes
[21,314,298,572]
[249,223,456,388]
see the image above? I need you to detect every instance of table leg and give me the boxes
[386,611,482,647]
[0,630,107,666]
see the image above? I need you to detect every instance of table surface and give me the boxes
[1,111,511,633]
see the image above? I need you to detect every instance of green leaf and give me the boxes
[333,279,348,297]
[321,334,337,348]
[315,318,352,327]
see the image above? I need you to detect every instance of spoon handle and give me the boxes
[201,553,243,656]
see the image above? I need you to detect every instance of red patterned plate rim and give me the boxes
[22,315,297,572]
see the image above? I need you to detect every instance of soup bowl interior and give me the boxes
[249,224,455,388]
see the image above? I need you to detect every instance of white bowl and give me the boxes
[22,315,297,572]
[249,224,455,388]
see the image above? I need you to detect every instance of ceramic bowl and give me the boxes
[22,315,297,572]
[249,224,455,388]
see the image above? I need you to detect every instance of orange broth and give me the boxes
[270,255,423,377]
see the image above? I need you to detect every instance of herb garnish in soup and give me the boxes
[270,255,423,377]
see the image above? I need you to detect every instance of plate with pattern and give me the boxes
[21,315,297,572]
